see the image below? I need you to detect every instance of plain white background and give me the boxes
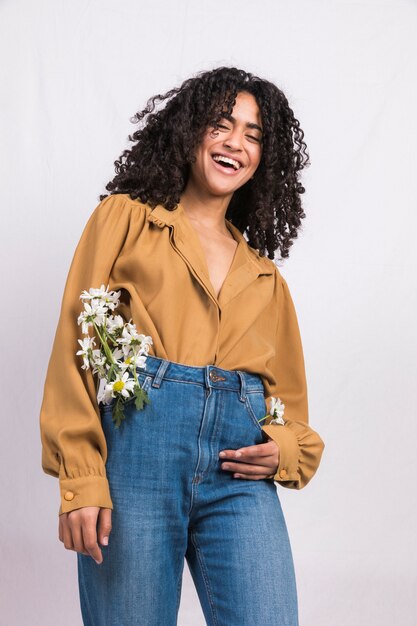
[1,0,416,624]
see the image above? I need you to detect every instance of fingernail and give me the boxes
[102,536,109,545]
[235,451,242,457]
[219,452,226,457]
[94,559,101,565]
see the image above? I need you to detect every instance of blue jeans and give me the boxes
[77,355,299,626]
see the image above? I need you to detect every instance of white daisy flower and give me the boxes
[97,376,113,405]
[105,371,136,400]
[125,320,139,335]
[106,314,125,333]
[90,349,107,375]
[128,352,147,369]
[77,300,108,332]
[117,326,139,356]
[111,347,125,362]
[137,334,153,352]
[80,284,121,314]
[269,397,285,425]
[76,336,96,370]
[91,348,106,365]
[114,346,147,372]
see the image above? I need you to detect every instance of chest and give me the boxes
[192,225,238,299]
[116,218,274,314]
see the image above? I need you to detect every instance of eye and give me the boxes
[247,135,261,143]
[216,123,230,130]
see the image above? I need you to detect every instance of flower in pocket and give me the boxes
[104,371,136,402]
[257,396,286,426]
[76,283,153,428]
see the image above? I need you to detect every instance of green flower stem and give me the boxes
[257,414,269,424]
[107,363,117,381]
[106,334,118,346]
[93,321,115,366]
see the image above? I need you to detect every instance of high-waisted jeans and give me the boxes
[77,355,299,626]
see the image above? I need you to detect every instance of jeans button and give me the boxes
[209,369,225,382]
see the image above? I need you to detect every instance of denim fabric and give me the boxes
[77,355,299,626]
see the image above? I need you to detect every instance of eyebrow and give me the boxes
[222,112,263,134]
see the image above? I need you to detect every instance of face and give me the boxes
[188,91,263,198]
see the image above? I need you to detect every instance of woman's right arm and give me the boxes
[39,193,139,517]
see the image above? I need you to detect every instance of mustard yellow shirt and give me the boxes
[39,193,325,515]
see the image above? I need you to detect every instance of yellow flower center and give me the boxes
[125,357,132,364]
[113,380,125,392]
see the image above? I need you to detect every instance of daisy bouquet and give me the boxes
[258,397,286,426]
[76,284,153,428]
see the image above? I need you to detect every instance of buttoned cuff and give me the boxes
[58,475,113,515]
[262,423,300,486]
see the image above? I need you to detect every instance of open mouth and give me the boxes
[211,153,242,172]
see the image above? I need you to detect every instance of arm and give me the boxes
[39,194,139,515]
[261,272,325,489]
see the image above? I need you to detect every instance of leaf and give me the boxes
[134,386,150,411]
[112,396,126,429]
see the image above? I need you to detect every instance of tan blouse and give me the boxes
[39,193,325,515]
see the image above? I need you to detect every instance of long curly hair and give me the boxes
[100,66,310,260]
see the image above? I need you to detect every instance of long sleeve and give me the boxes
[261,272,325,489]
[39,194,135,515]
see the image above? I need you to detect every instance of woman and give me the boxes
[39,66,325,625]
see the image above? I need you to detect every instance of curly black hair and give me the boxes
[100,66,310,260]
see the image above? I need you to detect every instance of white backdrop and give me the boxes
[1,1,416,624]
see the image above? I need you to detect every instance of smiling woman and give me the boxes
[100,65,310,261]
[39,66,324,626]
[182,91,263,215]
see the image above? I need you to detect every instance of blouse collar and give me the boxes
[147,202,274,271]
[147,202,275,307]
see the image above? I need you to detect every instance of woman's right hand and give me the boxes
[58,506,112,564]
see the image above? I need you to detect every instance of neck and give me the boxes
[179,184,233,235]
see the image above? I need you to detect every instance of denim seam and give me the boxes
[189,473,199,519]
[175,559,183,618]
[78,555,96,626]
[236,370,246,402]
[209,389,224,470]
[190,531,220,626]
[151,358,170,388]
[137,372,262,392]
[149,377,208,389]
[188,387,212,517]
[141,375,152,393]
[243,393,264,432]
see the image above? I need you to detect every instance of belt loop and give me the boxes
[237,371,246,402]
[152,358,170,388]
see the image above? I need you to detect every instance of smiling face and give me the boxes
[187,91,263,199]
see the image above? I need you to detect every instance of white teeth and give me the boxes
[212,154,241,170]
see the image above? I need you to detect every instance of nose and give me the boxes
[223,128,243,152]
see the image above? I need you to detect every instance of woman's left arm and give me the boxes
[260,273,325,489]
[219,270,325,488]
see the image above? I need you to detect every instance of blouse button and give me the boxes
[279,469,288,479]
[64,491,75,501]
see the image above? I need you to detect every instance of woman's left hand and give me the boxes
[218,437,279,480]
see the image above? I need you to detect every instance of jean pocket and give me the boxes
[100,372,153,414]
[243,391,266,432]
